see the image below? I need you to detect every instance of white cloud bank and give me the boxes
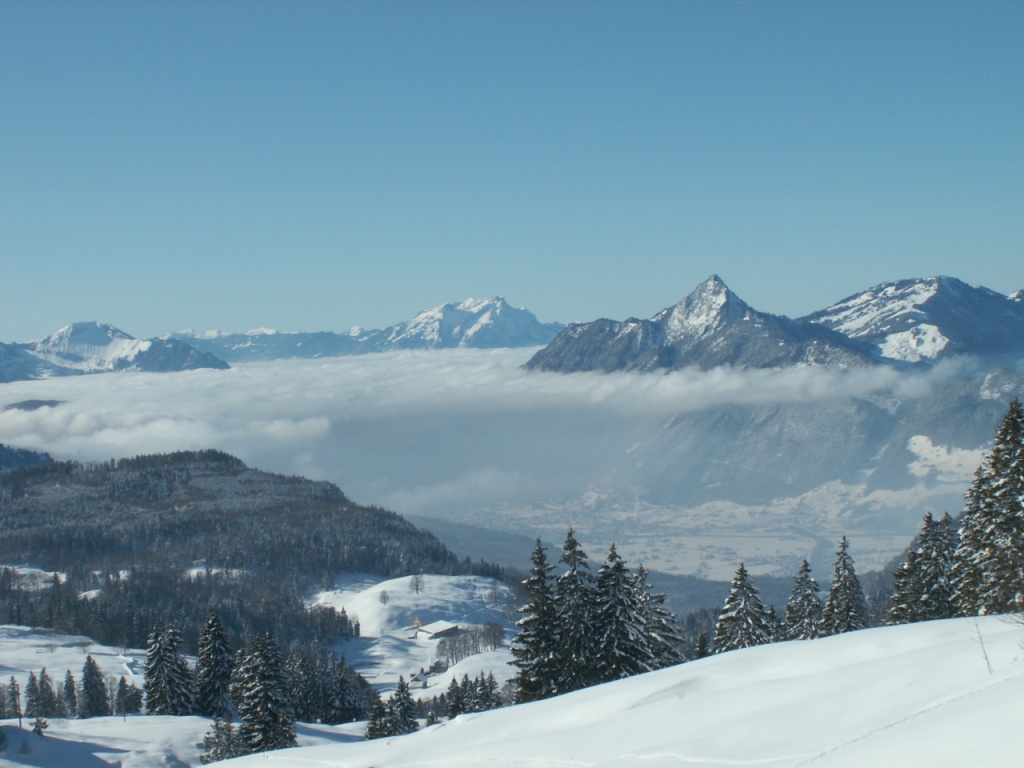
[0,350,978,509]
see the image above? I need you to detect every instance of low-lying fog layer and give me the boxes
[0,349,996,578]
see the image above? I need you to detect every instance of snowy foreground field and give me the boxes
[2,613,1022,767]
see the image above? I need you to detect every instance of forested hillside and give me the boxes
[0,450,499,652]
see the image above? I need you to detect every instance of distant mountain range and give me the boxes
[170,296,564,363]
[5,278,1022,383]
[526,275,1024,373]
[1,322,230,383]
[0,298,563,381]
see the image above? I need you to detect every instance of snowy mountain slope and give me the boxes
[312,574,516,699]
[170,297,564,362]
[803,276,1024,363]
[373,297,563,351]
[224,615,1024,768]
[525,276,877,373]
[0,322,230,382]
[29,322,229,374]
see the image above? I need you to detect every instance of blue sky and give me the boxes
[2,1,1021,342]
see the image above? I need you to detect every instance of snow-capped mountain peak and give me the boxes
[383,296,563,350]
[655,275,751,342]
[25,321,229,375]
[32,321,152,370]
[803,276,1024,363]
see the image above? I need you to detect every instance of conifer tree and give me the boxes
[692,632,711,659]
[951,398,1024,615]
[144,626,195,715]
[36,669,58,718]
[592,544,650,682]
[713,562,773,653]
[80,656,110,718]
[509,539,560,702]
[62,670,77,719]
[783,560,823,640]
[364,691,391,739]
[232,634,296,754]
[200,717,245,764]
[633,565,687,669]
[886,512,956,624]
[553,528,598,692]
[386,676,419,736]
[24,672,39,718]
[821,537,868,636]
[445,675,464,718]
[196,611,234,718]
[7,676,22,727]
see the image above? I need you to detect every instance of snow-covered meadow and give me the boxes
[2,606,1022,766]
[226,614,1024,768]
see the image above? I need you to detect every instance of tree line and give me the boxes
[509,530,686,702]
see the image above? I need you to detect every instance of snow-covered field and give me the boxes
[2,613,1023,766]
[313,574,517,698]
[225,614,1024,768]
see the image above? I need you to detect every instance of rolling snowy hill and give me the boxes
[223,614,1024,768]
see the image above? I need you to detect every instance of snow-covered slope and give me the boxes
[225,615,1024,768]
[526,276,876,373]
[313,574,516,699]
[803,276,1024,363]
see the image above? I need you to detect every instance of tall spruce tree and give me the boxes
[62,670,77,719]
[783,560,823,640]
[232,634,296,754]
[386,676,419,736]
[509,539,560,702]
[196,611,233,718]
[592,544,650,683]
[7,676,22,727]
[633,565,687,669]
[713,562,773,653]
[886,512,957,625]
[553,528,598,693]
[144,626,195,715]
[951,398,1024,615]
[821,537,868,636]
[80,656,110,718]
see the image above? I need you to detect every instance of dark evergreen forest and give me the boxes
[0,449,502,652]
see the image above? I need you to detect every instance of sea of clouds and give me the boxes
[0,348,978,521]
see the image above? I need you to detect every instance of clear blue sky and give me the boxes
[2,0,1021,341]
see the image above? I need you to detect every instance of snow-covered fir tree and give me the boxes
[196,611,234,718]
[80,655,110,718]
[821,537,868,636]
[886,512,957,625]
[386,675,419,736]
[951,398,1024,615]
[7,676,22,727]
[62,670,77,719]
[144,626,195,715]
[633,565,687,669]
[364,691,391,740]
[783,560,823,640]
[510,539,560,702]
[713,562,773,653]
[232,634,296,754]
[446,676,465,717]
[553,528,598,693]
[24,671,39,718]
[592,544,651,682]
[200,717,245,764]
